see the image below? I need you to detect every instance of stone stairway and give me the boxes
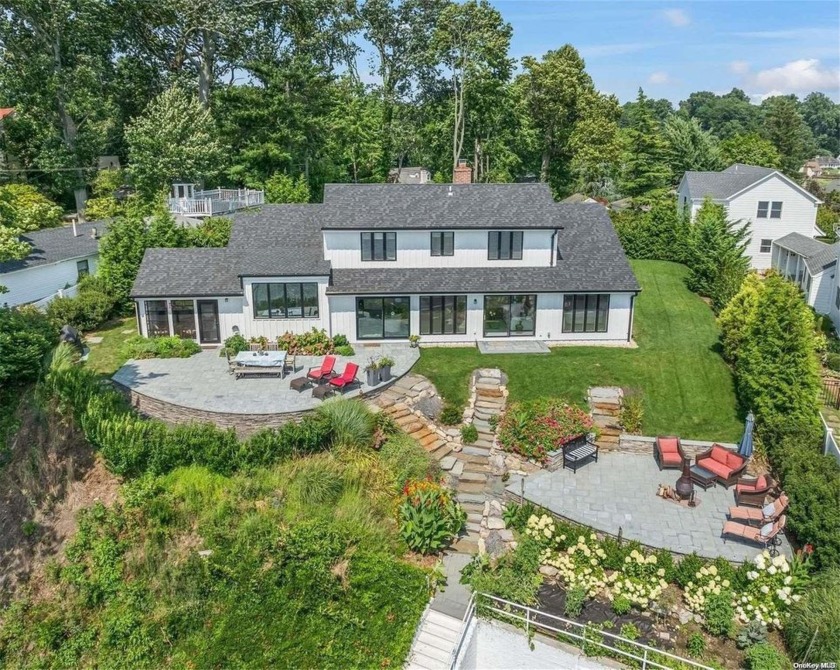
[587,386,623,450]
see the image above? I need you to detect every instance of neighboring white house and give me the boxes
[677,163,822,270]
[771,233,839,315]
[0,221,106,308]
[131,181,640,346]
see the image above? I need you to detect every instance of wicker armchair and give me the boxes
[734,474,776,507]
[654,436,687,470]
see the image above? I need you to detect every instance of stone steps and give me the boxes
[456,481,486,494]
[459,471,487,483]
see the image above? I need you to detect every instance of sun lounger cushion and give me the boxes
[762,502,775,517]
[760,522,773,537]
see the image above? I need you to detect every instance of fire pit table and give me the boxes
[689,464,717,490]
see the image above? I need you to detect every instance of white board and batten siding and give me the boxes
[809,269,835,315]
[328,292,634,344]
[726,176,820,270]
[322,229,555,269]
[1,254,99,308]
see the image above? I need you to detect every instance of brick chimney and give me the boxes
[453,159,472,184]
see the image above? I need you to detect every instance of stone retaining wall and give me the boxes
[618,434,738,457]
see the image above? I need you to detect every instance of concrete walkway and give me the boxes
[476,340,550,354]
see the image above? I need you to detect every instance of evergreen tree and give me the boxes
[264,174,311,203]
[717,272,763,365]
[621,89,670,197]
[97,209,150,307]
[719,133,782,168]
[662,115,723,181]
[761,96,816,174]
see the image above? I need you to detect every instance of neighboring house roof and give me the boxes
[0,221,107,274]
[680,163,822,204]
[773,232,840,274]
[319,183,601,230]
[0,107,14,120]
[388,167,429,184]
[131,248,243,297]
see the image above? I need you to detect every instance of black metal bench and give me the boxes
[562,435,599,473]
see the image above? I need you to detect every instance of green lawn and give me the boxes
[414,260,743,441]
[83,316,136,376]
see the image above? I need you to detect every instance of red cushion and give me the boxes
[699,459,732,478]
[659,438,679,453]
[661,452,682,465]
[710,445,730,464]
[726,452,744,469]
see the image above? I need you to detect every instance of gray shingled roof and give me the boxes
[328,207,639,294]
[0,221,107,274]
[682,164,776,200]
[130,248,243,297]
[774,232,839,274]
[319,183,604,229]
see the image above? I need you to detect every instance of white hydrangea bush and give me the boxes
[606,549,669,609]
[683,564,733,615]
[735,552,802,629]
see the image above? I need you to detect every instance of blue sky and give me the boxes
[489,0,840,104]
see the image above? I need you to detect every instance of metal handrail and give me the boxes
[459,592,715,670]
[448,592,476,669]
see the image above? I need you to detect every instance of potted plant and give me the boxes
[364,358,380,386]
[409,334,421,348]
[378,356,395,382]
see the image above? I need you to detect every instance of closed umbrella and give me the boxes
[738,411,755,458]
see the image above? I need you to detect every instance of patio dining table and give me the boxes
[234,350,287,374]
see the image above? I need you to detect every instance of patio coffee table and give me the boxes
[689,464,717,490]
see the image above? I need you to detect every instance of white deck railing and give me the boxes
[451,592,715,670]
[168,188,264,217]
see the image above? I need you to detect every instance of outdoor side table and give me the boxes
[312,384,333,400]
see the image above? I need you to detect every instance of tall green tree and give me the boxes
[719,133,782,168]
[126,85,225,201]
[760,96,816,174]
[662,116,723,181]
[801,92,840,156]
[620,89,670,197]
[264,174,311,203]
[97,208,151,307]
[568,90,621,196]
[678,88,760,139]
[326,79,382,183]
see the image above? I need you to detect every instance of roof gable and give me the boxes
[0,221,107,274]
[682,164,821,204]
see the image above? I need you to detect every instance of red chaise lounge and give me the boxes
[307,355,337,383]
[654,436,687,470]
[695,444,748,488]
[328,362,360,393]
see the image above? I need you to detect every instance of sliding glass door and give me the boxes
[483,295,536,337]
[356,297,410,339]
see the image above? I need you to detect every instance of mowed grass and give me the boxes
[414,260,742,441]
[83,316,136,376]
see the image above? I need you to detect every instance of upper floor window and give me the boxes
[361,232,397,261]
[76,259,90,280]
[488,231,523,260]
[253,282,319,319]
[430,231,454,256]
[757,201,783,219]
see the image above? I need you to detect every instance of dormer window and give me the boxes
[361,232,396,261]
[488,231,523,260]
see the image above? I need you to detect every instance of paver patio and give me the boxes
[112,343,418,415]
[506,452,791,563]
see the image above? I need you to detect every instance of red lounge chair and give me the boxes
[654,436,687,470]
[722,515,786,556]
[695,444,748,488]
[734,474,776,507]
[328,362,360,393]
[728,493,789,525]
[307,355,337,383]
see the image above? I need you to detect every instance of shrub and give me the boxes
[438,403,462,426]
[744,642,786,670]
[47,290,115,331]
[335,344,355,356]
[784,567,840,663]
[378,435,438,490]
[501,501,539,532]
[315,398,374,449]
[276,328,347,355]
[398,479,465,554]
[686,632,706,658]
[675,553,705,588]
[122,335,201,359]
[0,306,58,385]
[606,548,669,611]
[619,392,644,434]
[735,552,804,629]
[333,334,349,347]
[703,591,735,637]
[564,585,587,617]
[736,621,768,650]
[825,352,840,372]
[221,333,248,356]
[611,595,631,615]
[460,424,478,444]
[498,399,594,463]
[462,538,542,605]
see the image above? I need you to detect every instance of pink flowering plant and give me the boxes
[498,399,595,463]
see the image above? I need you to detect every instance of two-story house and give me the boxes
[677,164,822,269]
[130,183,640,345]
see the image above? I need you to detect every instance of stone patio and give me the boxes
[476,340,550,354]
[506,452,792,563]
[112,343,419,415]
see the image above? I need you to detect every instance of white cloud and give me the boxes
[648,71,673,85]
[579,42,658,58]
[741,59,840,97]
[729,60,750,75]
[663,9,690,27]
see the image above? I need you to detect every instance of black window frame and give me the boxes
[145,299,170,337]
[759,239,772,253]
[361,231,397,261]
[355,296,411,339]
[770,201,783,219]
[487,231,524,260]
[482,294,537,337]
[430,231,455,257]
[420,295,467,335]
[757,201,769,218]
[76,259,90,280]
[252,282,319,319]
[562,294,610,334]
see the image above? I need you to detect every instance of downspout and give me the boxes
[627,292,639,343]
[550,229,558,267]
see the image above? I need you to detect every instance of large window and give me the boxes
[420,295,467,335]
[488,231,523,260]
[563,294,610,333]
[757,201,782,219]
[356,297,410,339]
[483,295,536,337]
[146,300,170,337]
[171,300,197,338]
[430,231,455,257]
[253,283,319,319]
[361,232,397,261]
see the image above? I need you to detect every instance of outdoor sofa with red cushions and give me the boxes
[654,436,687,470]
[695,444,748,488]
